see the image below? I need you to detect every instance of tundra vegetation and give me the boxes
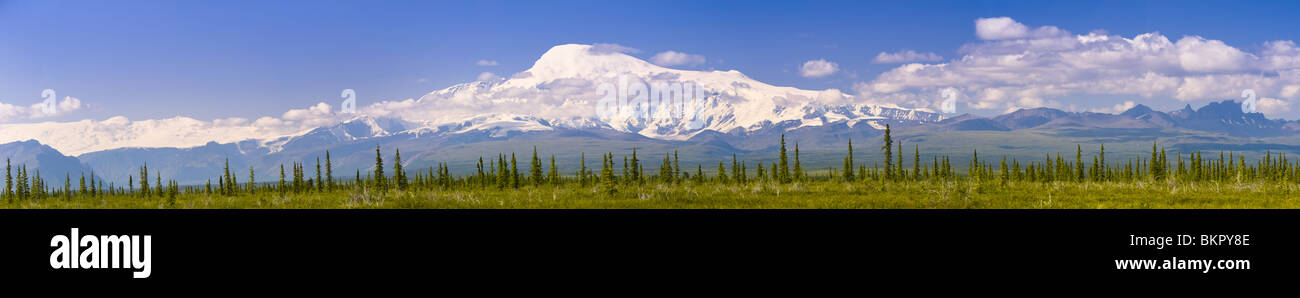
[5,125,1300,209]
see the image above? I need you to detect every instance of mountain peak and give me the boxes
[524,44,660,81]
[1120,104,1155,117]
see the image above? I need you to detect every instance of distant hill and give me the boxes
[0,140,99,186]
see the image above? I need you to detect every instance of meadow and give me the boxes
[7,125,1300,209]
[7,178,1300,209]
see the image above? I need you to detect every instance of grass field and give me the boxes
[9,179,1300,209]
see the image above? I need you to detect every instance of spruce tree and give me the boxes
[3,159,9,201]
[660,152,672,183]
[673,150,681,184]
[718,161,728,183]
[394,148,407,191]
[732,154,741,184]
[881,125,893,180]
[248,166,256,194]
[844,139,855,182]
[510,153,519,189]
[601,152,616,194]
[64,174,71,201]
[316,157,323,192]
[896,142,904,180]
[630,149,640,183]
[549,154,558,185]
[140,164,150,198]
[279,164,286,196]
[531,146,543,186]
[779,134,790,183]
[374,145,386,190]
[793,142,803,182]
[913,144,920,181]
[325,151,334,191]
[579,153,588,187]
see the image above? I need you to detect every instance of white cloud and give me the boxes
[588,43,639,55]
[855,17,1300,115]
[1176,36,1252,72]
[1258,97,1291,116]
[0,100,359,155]
[650,51,706,66]
[975,17,1029,40]
[975,17,1068,41]
[477,72,502,82]
[799,59,839,78]
[476,59,499,66]
[873,50,943,63]
[1091,101,1137,114]
[0,96,84,123]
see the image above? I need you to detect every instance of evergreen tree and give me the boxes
[882,124,893,180]
[64,174,71,201]
[601,152,616,194]
[673,150,681,184]
[549,154,558,185]
[630,149,641,183]
[79,172,87,196]
[374,145,386,190]
[279,164,286,196]
[913,144,920,181]
[717,161,729,183]
[660,152,673,183]
[510,153,519,189]
[223,158,232,195]
[3,159,9,201]
[793,142,803,182]
[530,146,543,186]
[579,153,588,187]
[248,166,256,194]
[844,139,855,182]
[394,148,407,191]
[779,134,791,183]
[896,143,904,180]
[316,157,323,192]
[1000,155,1009,186]
[732,154,741,184]
[325,151,334,191]
[140,164,150,198]
[476,156,486,188]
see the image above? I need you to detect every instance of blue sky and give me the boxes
[3,0,1300,124]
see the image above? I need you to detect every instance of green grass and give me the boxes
[9,180,1300,209]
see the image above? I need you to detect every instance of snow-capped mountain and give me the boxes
[409,44,944,140]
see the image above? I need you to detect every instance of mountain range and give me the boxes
[3,44,1299,186]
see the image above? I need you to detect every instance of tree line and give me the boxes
[6,125,1300,203]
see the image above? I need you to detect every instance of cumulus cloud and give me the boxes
[0,100,362,155]
[799,59,839,78]
[855,17,1300,114]
[0,96,84,123]
[476,59,499,66]
[477,72,502,82]
[1258,97,1291,116]
[975,17,1067,40]
[650,51,706,66]
[873,50,943,63]
[1091,101,1138,114]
